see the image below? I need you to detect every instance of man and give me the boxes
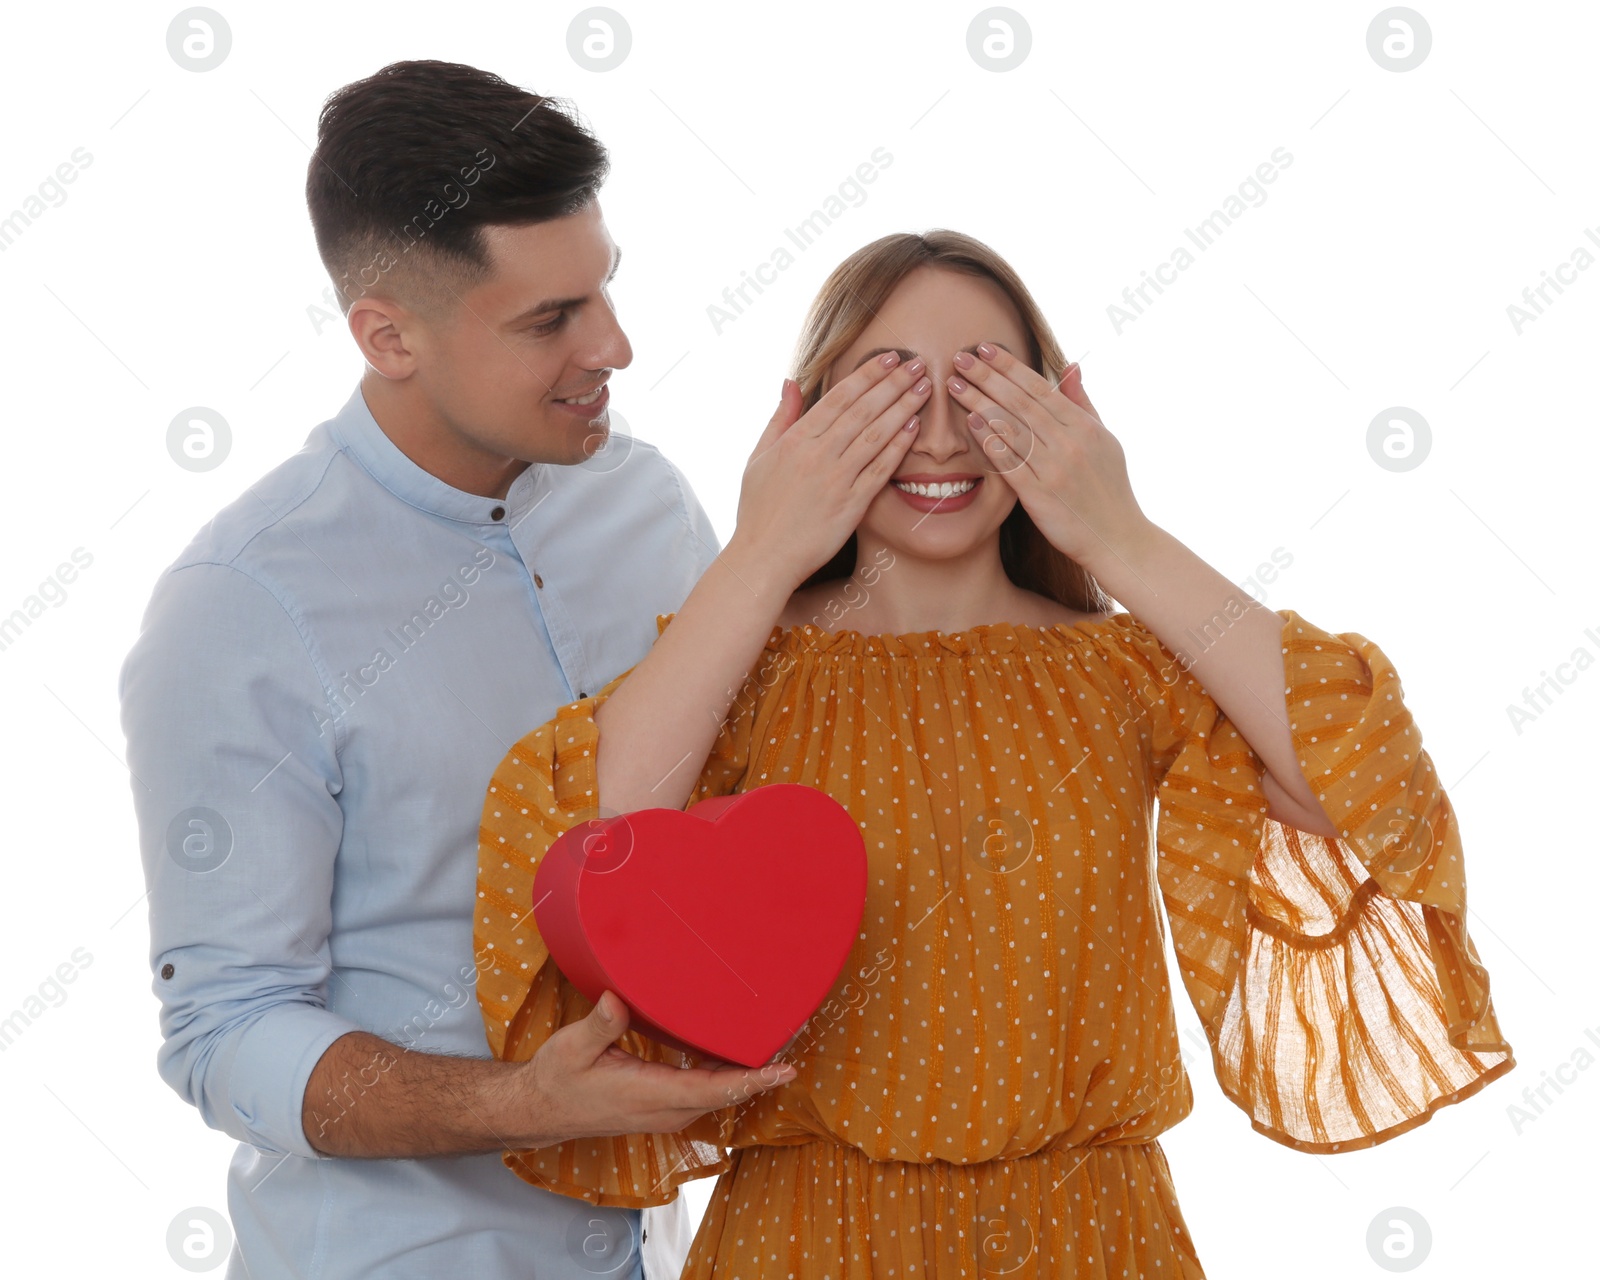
[119,59,791,1279]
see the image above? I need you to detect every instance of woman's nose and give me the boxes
[908,370,977,464]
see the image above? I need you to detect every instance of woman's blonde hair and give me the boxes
[789,229,1114,614]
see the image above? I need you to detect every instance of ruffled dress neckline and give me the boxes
[764,609,1136,657]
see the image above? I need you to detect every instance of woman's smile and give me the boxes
[889,472,985,513]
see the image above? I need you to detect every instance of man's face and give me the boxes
[361,199,634,478]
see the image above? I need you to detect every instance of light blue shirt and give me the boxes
[118,382,719,1279]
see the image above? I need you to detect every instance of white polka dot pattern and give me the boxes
[473,609,1514,1277]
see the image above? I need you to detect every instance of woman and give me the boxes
[473,231,1514,1277]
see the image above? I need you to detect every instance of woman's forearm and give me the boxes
[1084,519,1339,833]
[594,534,792,814]
[592,359,928,814]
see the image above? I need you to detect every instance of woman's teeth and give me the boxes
[892,478,978,498]
[557,386,605,405]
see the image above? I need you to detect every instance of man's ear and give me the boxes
[349,295,421,379]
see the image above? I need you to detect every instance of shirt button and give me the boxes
[533,573,544,589]
[160,963,175,980]
[490,505,505,520]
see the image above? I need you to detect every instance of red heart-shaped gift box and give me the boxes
[532,784,867,1068]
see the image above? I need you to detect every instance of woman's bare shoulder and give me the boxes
[1008,592,1119,630]
[775,582,851,631]
[774,597,807,630]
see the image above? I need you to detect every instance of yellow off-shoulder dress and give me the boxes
[474,609,1513,1278]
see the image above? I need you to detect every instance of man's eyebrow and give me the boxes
[850,341,1019,370]
[507,243,622,325]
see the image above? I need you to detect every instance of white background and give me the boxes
[0,0,1592,1274]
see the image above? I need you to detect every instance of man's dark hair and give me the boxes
[306,59,610,322]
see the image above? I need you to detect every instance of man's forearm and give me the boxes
[303,1030,537,1158]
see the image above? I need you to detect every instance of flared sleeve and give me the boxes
[1109,607,1514,1154]
[473,613,761,1204]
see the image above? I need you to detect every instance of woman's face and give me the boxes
[823,266,1032,565]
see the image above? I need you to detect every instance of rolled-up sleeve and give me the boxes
[119,560,360,1158]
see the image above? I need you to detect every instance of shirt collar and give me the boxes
[326,381,549,527]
